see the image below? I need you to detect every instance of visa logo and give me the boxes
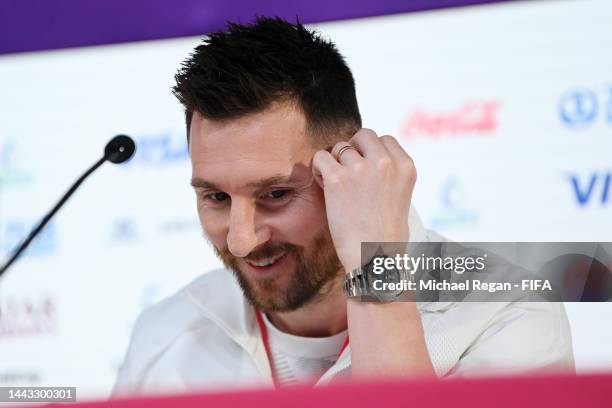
[569,172,611,206]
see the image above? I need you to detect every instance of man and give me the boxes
[113,17,574,395]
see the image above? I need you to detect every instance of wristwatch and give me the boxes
[344,256,407,301]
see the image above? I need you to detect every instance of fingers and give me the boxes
[315,130,415,185]
[330,141,362,166]
[312,149,343,188]
[342,129,411,175]
[349,128,388,159]
[380,134,417,183]
[380,134,414,164]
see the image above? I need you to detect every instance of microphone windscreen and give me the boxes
[105,135,136,164]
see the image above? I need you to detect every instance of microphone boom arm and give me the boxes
[0,135,135,278]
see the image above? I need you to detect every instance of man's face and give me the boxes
[189,101,342,312]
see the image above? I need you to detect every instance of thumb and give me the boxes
[311,149,342,190]
[312,166,324,189]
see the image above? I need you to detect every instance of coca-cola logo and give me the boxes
[401,100,500,138]
[0,295,57,338]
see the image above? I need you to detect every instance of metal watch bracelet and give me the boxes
[344,266,368,298]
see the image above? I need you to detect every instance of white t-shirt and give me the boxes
[262,313,348,387]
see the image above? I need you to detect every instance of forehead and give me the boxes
[189,101,315,190]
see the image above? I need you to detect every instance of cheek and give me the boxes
[270,190,328,242]
[196,204,228,247]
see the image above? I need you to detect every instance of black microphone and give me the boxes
[0,135,136,278]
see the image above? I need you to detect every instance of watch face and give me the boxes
[366,257,405,301]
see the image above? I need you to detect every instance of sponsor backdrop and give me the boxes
[0,0,611,400]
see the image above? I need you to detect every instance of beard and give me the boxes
[212,232,343,313]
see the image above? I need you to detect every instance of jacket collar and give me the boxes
[183,270,273,381]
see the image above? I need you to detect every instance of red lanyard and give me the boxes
[254,308,349,388]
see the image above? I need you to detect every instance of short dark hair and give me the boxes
[172,16,361,146]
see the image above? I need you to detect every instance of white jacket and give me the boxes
[113,211,575,396]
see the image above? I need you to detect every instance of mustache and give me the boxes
[216,242,302,263]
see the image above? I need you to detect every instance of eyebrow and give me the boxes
[190,174,301,195]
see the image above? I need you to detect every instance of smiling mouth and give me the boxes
[245,252,287,267]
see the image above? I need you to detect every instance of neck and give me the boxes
[266,275,347,337]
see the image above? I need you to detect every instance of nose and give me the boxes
[226,199,270,258]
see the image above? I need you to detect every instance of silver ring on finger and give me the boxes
[335,145,357,162]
